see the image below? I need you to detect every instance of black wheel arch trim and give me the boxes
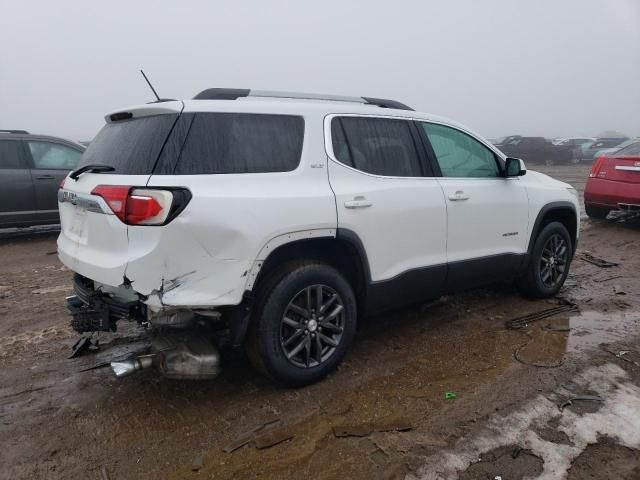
[520,201,578,275]
[527,201,578,256]
[335,228,372,285]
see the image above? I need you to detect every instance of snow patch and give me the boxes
[410,363,640,480]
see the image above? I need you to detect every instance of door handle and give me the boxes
[448,191,470,201]
[35,174,55,180]
[344,196,373,209]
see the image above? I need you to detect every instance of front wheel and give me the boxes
[247,262,357,387]
[518,222,572,298]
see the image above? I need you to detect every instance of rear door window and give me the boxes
[28,141,82,170]
[173,113,304,174]
[78,114,179,174]
[0,140,26,169]
[419,122,500,178]
[331,117,424,177]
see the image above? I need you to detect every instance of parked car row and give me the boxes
[488,135,637,166]
[0,130,84,228]
[493,136,576,165]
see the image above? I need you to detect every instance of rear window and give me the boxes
[171,113,304,174]
[78,114,178,174]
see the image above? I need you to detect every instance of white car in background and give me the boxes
[57,89,580,386]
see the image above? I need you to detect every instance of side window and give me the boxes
[174,113,304,174]
[28,142,82,170]
[420,123,500,178]
[331,117,423,177]
[0,140,26,169]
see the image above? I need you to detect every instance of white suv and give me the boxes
[58,89,580,386]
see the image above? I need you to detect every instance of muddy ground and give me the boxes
[1,164,639,480]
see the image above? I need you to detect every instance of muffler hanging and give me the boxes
[111,354,155,377]
[109,333,221,380]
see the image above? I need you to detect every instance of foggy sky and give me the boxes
[1,0,638,142]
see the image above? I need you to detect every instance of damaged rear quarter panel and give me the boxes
[124,219,253,308]
[126,110,336,309]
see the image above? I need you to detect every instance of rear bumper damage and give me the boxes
[68,274,144,332]
[67,273,225,380]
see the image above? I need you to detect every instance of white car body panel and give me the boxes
[57,96,580,313]
[58,173,151,287]
[521,170,580,244]
[437,177,529,262]
[327,159,447,280]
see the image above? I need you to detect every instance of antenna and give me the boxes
[140,69,161,102]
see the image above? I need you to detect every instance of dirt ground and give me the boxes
[1,163,639,480]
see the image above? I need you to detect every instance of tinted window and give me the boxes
[0,140,25,169]
[331,117,423,177]
[28,141,82,170]
[78,114,178,174]
[420,123,500,178]
[174,113,304,174]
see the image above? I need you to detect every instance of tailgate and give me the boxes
[58,174,151,287]
[57,101,183,288]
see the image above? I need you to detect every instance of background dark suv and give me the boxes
[0,130,84,228]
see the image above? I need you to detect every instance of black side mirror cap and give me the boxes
[505,157,526,177]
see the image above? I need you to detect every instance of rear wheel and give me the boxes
[247,261,357,387]
[518,222,572,298]
[585,204,610,219]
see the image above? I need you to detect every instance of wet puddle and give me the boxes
[513,310,640,367]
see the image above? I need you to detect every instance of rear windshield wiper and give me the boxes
[69,164,115,180]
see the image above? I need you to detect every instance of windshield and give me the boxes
[77,114,178,174]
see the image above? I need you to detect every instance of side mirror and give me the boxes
[505,157,526,177]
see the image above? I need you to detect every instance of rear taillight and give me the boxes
[59,178,66,189]
[589,156,607,178]
[90,185,189,225]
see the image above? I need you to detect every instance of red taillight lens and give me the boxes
[91,185,173,225]
[91,185,130,221]
[126,194,163,225]
[59,178,66,189]
[589,156,607,178]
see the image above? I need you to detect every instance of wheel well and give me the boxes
[536,207,578,254]
[251,238,367,313]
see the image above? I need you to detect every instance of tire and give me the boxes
[585,204,610,220]
[518,222,572,299]
[246,261,357,387]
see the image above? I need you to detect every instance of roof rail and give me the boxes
[0,129,29,134]
[192,88,413,111]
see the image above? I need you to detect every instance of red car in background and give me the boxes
[584,140,640,218]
